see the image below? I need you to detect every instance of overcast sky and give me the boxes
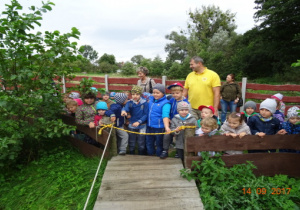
[0,0,258,62]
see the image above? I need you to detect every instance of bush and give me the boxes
[180,152,300,209]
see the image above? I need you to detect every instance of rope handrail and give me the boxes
[98,124,196,135]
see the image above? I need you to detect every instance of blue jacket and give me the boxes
[247,114,280,135]
[169,97,189,119]
[147,95,170,128]
[273,110,285,124]
[280,121,300,134]
[105,103,124,127]
[123,98,148,129]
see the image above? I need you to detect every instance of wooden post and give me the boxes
[109,128,118,157]
[240,77,247,112]
[62,74,66,93]
[162,76,167,87]
[184,123,196,168]
[105,74,109,91]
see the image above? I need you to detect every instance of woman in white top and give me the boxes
[136,66,156,93]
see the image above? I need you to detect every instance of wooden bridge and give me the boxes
[93,155,203,210]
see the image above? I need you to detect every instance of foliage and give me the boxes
[0,0,80,168]
[165,31,188,62]
[180,152,300,209]
[149,56,165,76]
[131,54,145,65]
[187,5,236,45]
[121,61,136,76]
[98,53,116,65]
[79,45,99,62]
[292,60,300,68]
[98,61,118,74]
[0,140,107,209]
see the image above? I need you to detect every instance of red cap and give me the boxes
[198,105,215,114]
[167,82,184,89]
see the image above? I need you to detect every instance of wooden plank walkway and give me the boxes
[94,155,203,210]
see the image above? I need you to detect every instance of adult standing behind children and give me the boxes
[183,56,221,120]
[136,66,156,93]
[220,74,242,123]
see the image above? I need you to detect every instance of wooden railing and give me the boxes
[61,114,117,158]
[183,127,300,177]
[63,76,300,115]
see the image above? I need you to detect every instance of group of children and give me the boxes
[64,84,300,159]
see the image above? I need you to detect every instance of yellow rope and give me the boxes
[98,124,196,135]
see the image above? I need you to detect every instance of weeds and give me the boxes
[181,152,300,210]
[0,141,107,209]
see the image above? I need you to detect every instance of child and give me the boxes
[273,100,285,124]
[197,117,219,157]
[195,105,220,135]
[161,82,189,159]
[146,84,171,156]
[220,112,251,155]
[121,86,148,155]
[105,93,129,155]
[271,93,285,114]
[101,91,115,109]
[169,101,196,160]
[247,98,286,153]
[242,101,257,123]
[66,100,78,117]
[110,92,116,102]
[280,106,300,153]
[75,92,100,146]
[94,101,111,126]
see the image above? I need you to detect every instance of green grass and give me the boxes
[0,140,107,210]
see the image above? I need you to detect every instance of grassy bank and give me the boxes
[0,140,107,209]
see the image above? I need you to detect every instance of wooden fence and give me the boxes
[63,75,300,114]
[61,114,117,158]
[183,126,300,177]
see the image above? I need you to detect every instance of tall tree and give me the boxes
[98,53,116,65]
[253,0,300,74]
[79,45,98,62]
[188,5,236,45]
[164,31,188,62]
[131,55,145,65]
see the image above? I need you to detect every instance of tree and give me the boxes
[252,0,300,75]
[0,0,79,167]
[150,56,165,76]
[131,55,145,65]
[188,5,236,45]
[79,45,98,62]
[99,61,118,73]
[98,53,116,65]
[121,62,135,76]
[164,31,188,62]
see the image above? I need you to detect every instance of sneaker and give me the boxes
[119,151,126,155]
[160,150,168,159]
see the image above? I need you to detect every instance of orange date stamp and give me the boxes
[242,188,291,195]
